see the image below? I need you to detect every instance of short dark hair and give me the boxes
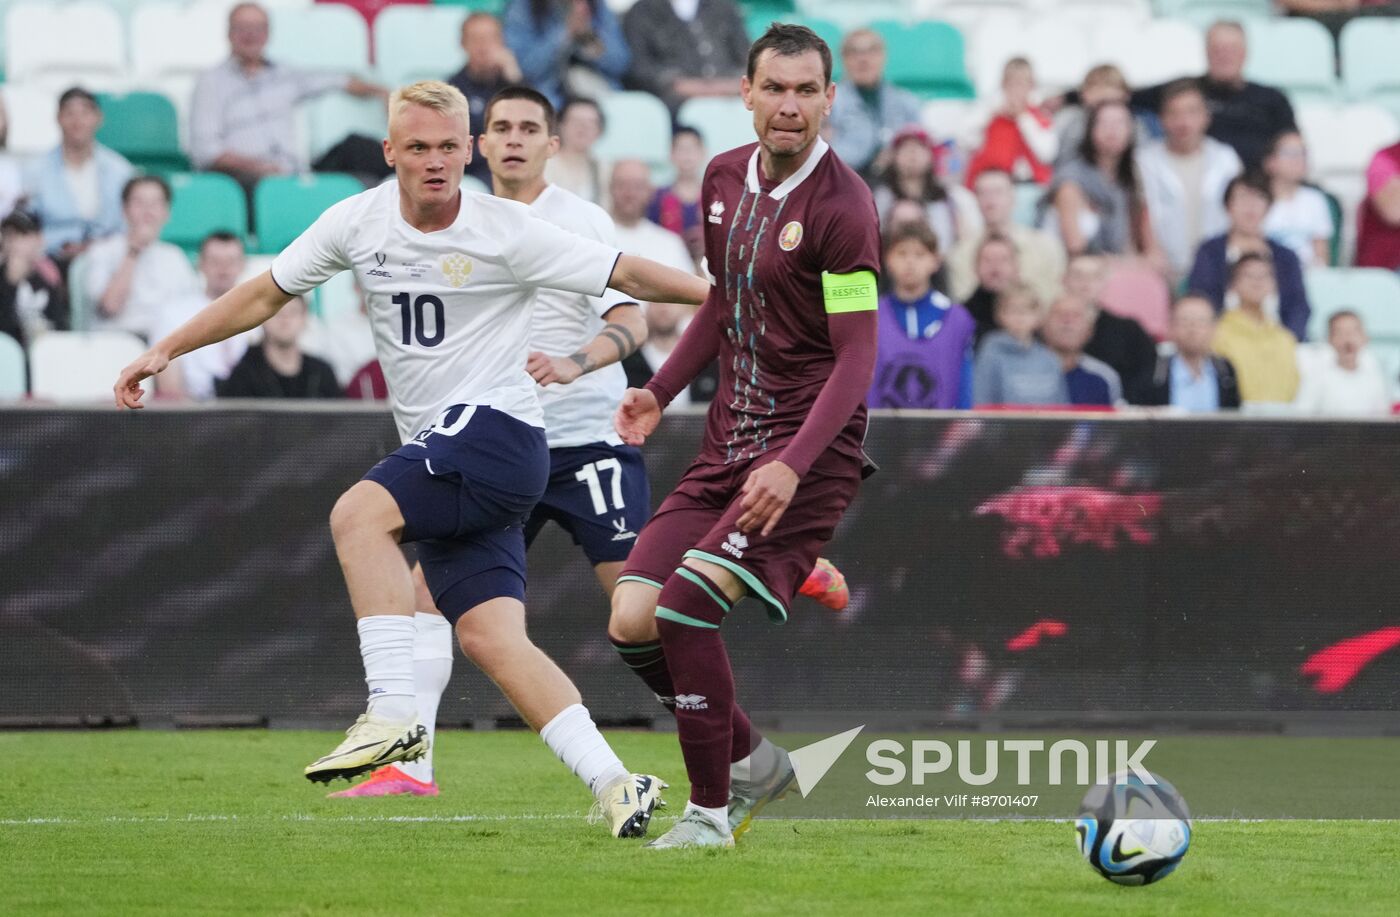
[1159,77,1203,113]
[672,125,702,145]
[1328,309,1362,332]
[484,85,557,135]
[1172,293,1216,315]
[58,86,99,113]
[747,23,833,86]
[558,96,603,133]
[1223,172,1273,208]
[121,174,171,206]
[1228,251,1273,285]
[200,230,244,254]
[0,209,41,234]
[883,220,940,256]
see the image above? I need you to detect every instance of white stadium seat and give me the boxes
[969,17,1091,97]
[1298,104,1400,262]
[29,332,149,403]
[3,84,60,156]
[1244,19,1338,103]
[677,97,756,160]
[0,332,25,400]
[375,5,469,88]
[1090,19,1204,88]
[597,92,672,172]
[266,4,369,74]
[131,1,229,83]
[5,1,127,89]
[304,94,387,163]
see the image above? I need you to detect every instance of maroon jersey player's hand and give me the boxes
[614,387,661,446]
[737,461,799,537]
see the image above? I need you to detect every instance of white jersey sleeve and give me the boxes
[586,211,637,319]
[269,198,355,295]
[502,213,621,298]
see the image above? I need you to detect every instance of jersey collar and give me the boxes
[746,137,829,200]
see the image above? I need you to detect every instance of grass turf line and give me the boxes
[2,731,1398,916]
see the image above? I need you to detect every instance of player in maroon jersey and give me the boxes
[606,23,882,848]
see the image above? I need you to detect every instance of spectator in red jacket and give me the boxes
[966,58,1057,187]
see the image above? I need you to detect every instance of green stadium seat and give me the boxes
[254,173,364,254]
[95,91,189,176]
[432,0,504,15]
[871,20,974,100]
[0,331,25,399]
[1154,0,1272,21]
[1342,20,1400,122]
[1305,268,1400,343]
[1243,19,1338,103]
[162,173,248,253]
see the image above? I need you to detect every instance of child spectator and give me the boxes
[1295,311,1392,417]
[1263,130,1334,268]
[966,57,1056,187]
[1211,253,1299,406]
[973,283,1068,406]
[868,222,976,409]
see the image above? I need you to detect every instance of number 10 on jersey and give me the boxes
[393,292,446,347]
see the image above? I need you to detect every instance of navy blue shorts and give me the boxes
[363,405,548,624]
[524,442,651,565]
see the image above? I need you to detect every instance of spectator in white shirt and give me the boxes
[608,158,695,275]
[1263,129,1334,269]
[1295,310,1392,417]
[1136,79,1241,281]
[84,176,198,340]
[151,231,250,400]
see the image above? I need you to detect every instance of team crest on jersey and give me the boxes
[778,221,803,251]
[440,253,474,288]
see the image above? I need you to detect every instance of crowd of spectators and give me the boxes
[0,0,1397,419]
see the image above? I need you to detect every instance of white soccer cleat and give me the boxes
[304,714,428,784]
[728,745,797,839]
[644,808,736,849]
[590,773,667,838]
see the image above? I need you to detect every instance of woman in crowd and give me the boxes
[1262,130,1334,268]
[873,126,980,255]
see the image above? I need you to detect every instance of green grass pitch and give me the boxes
[3,730,1398,916]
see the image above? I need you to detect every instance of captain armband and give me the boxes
[821,270,878,314]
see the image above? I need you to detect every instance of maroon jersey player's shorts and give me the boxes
[619,451,861,623]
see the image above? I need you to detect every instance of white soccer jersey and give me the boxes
[528,184,635,448]
[270,181,621,443]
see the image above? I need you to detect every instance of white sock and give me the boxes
[730,736,780,784]
[357,615,417,721]
[398,612,453,784]
[684,801,729,832]
[539,703,630,801]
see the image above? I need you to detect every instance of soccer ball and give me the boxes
[1075,771,1192,886]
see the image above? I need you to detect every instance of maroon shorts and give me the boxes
[619,452,861,622]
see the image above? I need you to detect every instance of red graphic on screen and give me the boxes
[974,487,1162,559]
[1299,627,1400,693]
[1005,619,1068,652]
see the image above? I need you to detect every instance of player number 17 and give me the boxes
[575,459,625,515]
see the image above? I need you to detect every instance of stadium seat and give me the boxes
[596,92,671,172]
[676,98,756,159]
[0,332,25,400]
[432,0,505,15]
[130,1,228,84]
[3,84,60,156]
[1341,20,1400,122]
[95,92,189,176]
[872,20,974,100]
[796,0,908,31]
[1153,0,1272,21]
[375,4,469,86]
[29,331,149,403]
[254,173,363,253]
[1305,268,1400,343]
[162,172,250,252]
[4,1,126,89]
[1031,0,1151,24]
[1012,182,1042,229]
[1091,19,1204,88]
[1100,261,1170,341]
[267,4,370,73]
[1243,19,1338,103]
[969,17,1091,97]
[916,0,1032,31]
[1297,104,1400,216]
[304,93,388,163]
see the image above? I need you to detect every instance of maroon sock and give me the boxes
[655,566,737,808]
[611,635,759,763]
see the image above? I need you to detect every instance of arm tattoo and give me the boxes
[602,322,639,360]
[568,352,595,374]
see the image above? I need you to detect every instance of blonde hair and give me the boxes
[389,80,472,133]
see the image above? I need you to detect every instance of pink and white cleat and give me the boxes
[327,765,439,798]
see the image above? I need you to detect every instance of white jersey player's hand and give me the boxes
[526,350,583,386]
[614,388,661,446]
[113,348,170,410]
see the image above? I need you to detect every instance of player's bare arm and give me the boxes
[527,303,647,386]
[113,271,292,409]
[608,255,709,306]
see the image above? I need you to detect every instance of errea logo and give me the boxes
[708,200,725,224]
[675,694,709,710]
[721,531,748,558]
